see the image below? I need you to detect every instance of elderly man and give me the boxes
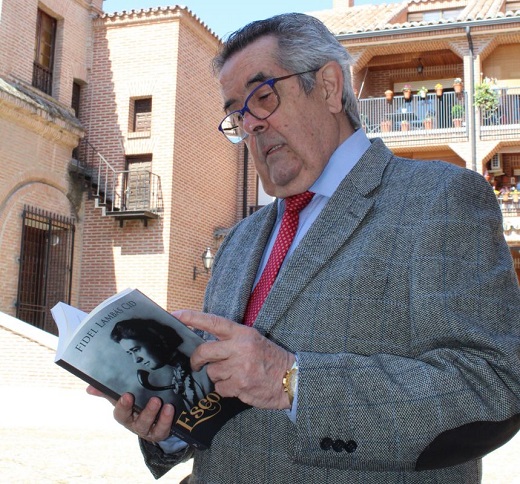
[91,13,520,483]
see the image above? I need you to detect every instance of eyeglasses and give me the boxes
[218,68,319,144]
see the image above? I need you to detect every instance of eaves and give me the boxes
[336,16,520,43]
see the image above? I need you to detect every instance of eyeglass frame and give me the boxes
[217,68,320,143]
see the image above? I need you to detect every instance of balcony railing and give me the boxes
[358,91,468,144]
[498,191,520,216]
[71,139,163,225]
[32,62,53,96]
[480,87,520,140]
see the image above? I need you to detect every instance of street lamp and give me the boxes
[193,247,214,280]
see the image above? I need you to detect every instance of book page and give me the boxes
[51,303,88,361]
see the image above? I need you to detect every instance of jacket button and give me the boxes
[332,439,345,452]
[343,440,358,453]
[320,437,333,450]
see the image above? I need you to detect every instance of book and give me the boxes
[51,288,249,450]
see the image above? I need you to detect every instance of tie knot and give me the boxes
[284,191,314,213]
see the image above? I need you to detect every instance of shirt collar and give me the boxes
[309,128,371,198]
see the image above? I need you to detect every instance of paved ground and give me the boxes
[1,385,519,483]
[0,386,192,483]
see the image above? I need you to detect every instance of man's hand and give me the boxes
[86,386,175,443]
[173,310,295,410]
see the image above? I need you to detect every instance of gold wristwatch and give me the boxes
[282,360,298,406]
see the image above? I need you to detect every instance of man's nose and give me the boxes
[242,111,268,135]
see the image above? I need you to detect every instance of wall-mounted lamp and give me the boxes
[193,247,214,280]
[417,59,424,74]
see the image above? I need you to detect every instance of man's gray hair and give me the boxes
[213,12,361,130]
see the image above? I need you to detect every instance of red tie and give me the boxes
[243,191,314,326]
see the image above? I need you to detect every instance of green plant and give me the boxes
[435,83,443,90]
[474,77,499,112]
[419,86,428,94]
[451,104,465,118]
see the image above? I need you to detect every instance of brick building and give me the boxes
[0,0,519,339]
[0,2,241,335]
[313,0,520,279]
[0,0,103,333]
[78,7,239,312]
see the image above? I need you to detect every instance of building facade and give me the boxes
[313,0,520,280]
[0,0,103,333]
[1,0,518,337]
[0,2,240,334]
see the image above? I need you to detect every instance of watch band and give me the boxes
[282,360,298,406]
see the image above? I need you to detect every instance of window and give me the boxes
[33,9,56,95]
[505,1,520,12]
[130,97,152,133]
[409,8,463,23]
[71,81,81,117]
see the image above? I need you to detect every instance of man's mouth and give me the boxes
[266,144,283,156]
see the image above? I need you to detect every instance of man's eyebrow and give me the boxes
[222,72,272,112]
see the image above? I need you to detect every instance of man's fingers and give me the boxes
[173,310,238,339]
[112,395,174,443]
[191,339,234,371]
[113,392,138,425]
[86,385,117,406]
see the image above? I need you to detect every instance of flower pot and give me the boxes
[403,90,412,100]
[380,120,392,132]
[423,119,433,130]
[385,90,394,103]
[435,88,443,97]
[452,118,463,128]
[419,91,427,99]
[400,122,410,132]
[453,83,463,94]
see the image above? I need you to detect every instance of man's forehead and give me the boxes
[219,36,279,81]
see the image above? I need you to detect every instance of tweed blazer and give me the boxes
[142,139,520,483]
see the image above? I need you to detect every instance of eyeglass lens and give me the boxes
[220,81,280,143]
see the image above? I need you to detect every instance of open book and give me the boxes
[51,288,249,449]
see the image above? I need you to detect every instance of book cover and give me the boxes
[51,288,249,450]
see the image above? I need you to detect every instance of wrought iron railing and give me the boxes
[71,138,163,216]
[358,91,469,143]
[16,206,75,334]
[32,62,53,95]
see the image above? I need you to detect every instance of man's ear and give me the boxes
[319,61,344,114]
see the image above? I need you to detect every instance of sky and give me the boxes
[102,0,396,39]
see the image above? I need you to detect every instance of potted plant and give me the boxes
[435,83,443,96]
[384,89,394,103]
[423,112,434,129]
[451,104,465,127]
[474,77,499,111]
[418,86,428,99]
[380,117,392,132]
[400,119,410,131]
[453,77,463,94]
[402,84,412,100]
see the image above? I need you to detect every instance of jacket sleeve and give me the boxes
[292,165,520,472]
[139,438,194,479]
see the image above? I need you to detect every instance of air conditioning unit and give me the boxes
[488,153,504,174]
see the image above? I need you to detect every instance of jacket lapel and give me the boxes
[254,138,394,336]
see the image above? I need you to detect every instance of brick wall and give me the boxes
[0,0,101,319]
[80,8,240,314]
